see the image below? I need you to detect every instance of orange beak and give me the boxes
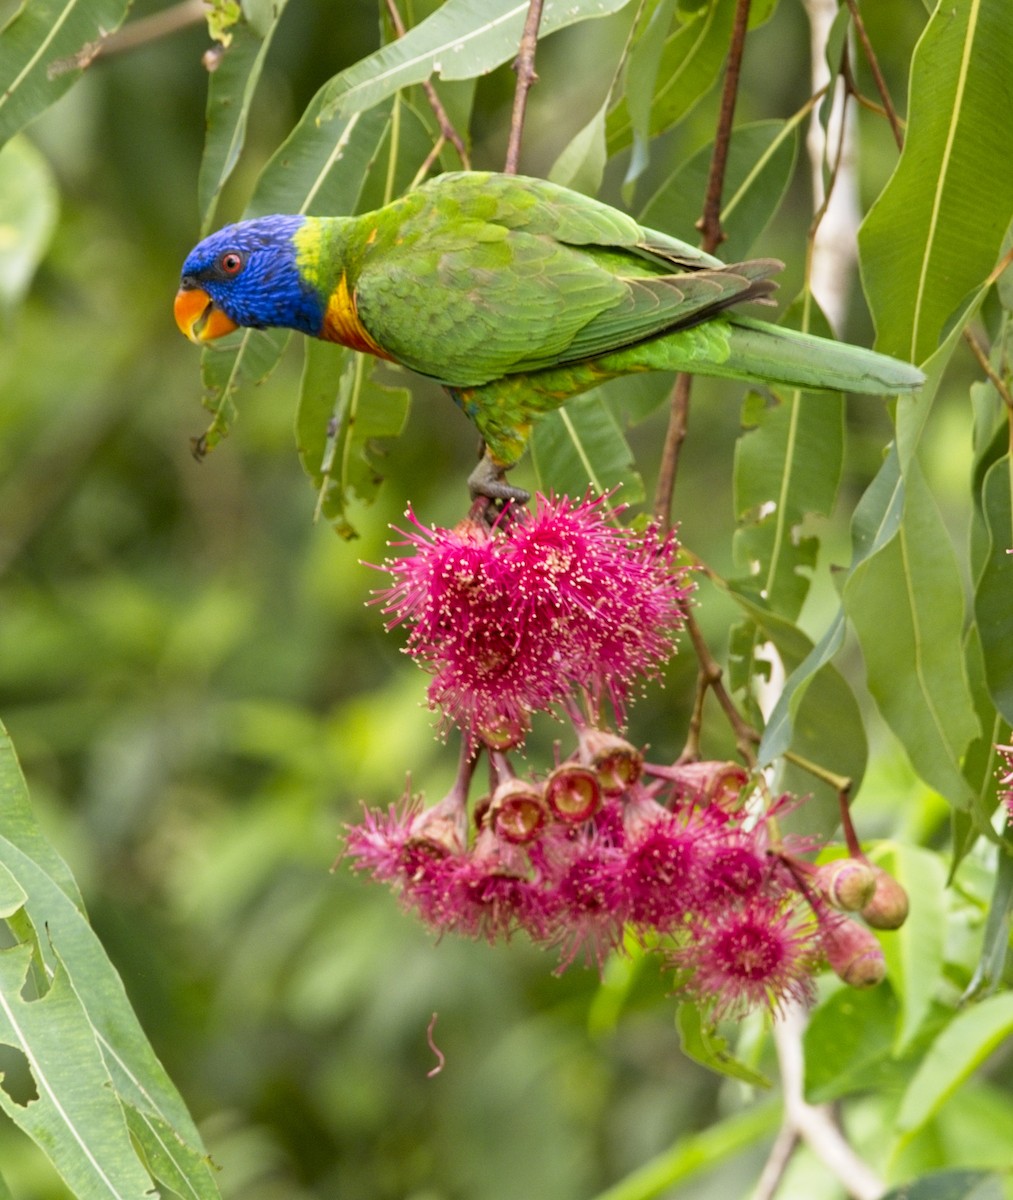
[173,286,239,343]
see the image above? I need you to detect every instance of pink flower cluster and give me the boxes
[346,753,824,1020]
[374,493,691,741]
[347,493,897,1020]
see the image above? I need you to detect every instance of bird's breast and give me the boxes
[322,273,393,360]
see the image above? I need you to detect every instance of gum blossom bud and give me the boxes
[544,764,602,823]
[822,917,886,988]
[860,867,910,930]
[814,859,878,912]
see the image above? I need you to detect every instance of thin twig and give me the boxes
[963,327,1013,411]
[654,0,751,532]
[95,0,208,59]
[843,0,903,150]
[696,0,752,252]
[652,373,692,529]
[504,0,546,174]
[751,1122,801,1200]
[681,606,760,767]
[770,1006,886,1200]
[386,0,471,168]
[678,669,709,764]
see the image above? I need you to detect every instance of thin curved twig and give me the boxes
[504,0,546,174]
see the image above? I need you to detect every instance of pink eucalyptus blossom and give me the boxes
[373,495,690,737]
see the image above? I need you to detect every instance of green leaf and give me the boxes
[880,1171,1006,1200]
[296,343,410,540]
[622,0,678,185]
[805,984,909,1104]
[640,119,800,262]
[0,945,155,1200]
[725,586,866,825]
[194,327,291,458]
[895,991,1013,1137]
[530,390,644,503]
[588,1100,780,1200]
[606,0,732,157]
[963,844,1013,999]
[869,843,947,1053]
[732,383,844,621]
[0,135,58,315]
[606,0,778,159]
[973,455,1013,724]
[858,0,1013,363]
[320,0,633,121]
[674,1002,771,1088]
[0,0,130,145]
[758,608,845,765]
[0,722,220,1199]
[198,0,292,232]
[548,100,609,195]
[843,458,979,808]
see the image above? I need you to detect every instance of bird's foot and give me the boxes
[467,454,530,506]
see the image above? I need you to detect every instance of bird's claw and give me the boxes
[467,454,529,506]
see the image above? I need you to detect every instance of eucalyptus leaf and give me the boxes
[879,1170,1006,1200]
[641,119,800,262]
[0,944,154,1200]
[0,0,129,145]
[0,135,58,314]
[869,843,947,1054]
[674,1002,771,1088]
[297,343,410,540]
[198,0,292,232]
[843,459,979,809]
[0,722,220,1199]
[972,456,1013,724]
[530,390,644,502]
[859,0,1013,363]
[320,0,633,121]
[732,380,843,620]
[895,991,1013,1138]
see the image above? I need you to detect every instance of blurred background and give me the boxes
[0,2,989,1197]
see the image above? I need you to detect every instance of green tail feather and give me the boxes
[716,315,925,394]
[452,315,923,468]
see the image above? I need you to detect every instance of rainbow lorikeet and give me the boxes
[175,171,923,500]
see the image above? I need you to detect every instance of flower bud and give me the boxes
[579,730,643,796]
[813,858,878,912]
[487,778,548,844]
[822,918,886,988]
[860,867,909,930]
[544,764,602,823]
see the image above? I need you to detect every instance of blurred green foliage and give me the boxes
[0,1,1011,1198]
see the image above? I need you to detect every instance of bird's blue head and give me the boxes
[174,215,326,343]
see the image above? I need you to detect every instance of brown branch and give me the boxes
[652,373,692,530]
[654,0,750,531]
[681,605,760,767]
[696,0,752,253]
[964,327,1013,411]
[386,0,470,168]
[504,0,546,174]
[843,0,903,151]
[102,0,208,56]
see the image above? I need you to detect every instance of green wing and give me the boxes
[352,173,779,387]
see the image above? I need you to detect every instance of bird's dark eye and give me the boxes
[218,251,244,276]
